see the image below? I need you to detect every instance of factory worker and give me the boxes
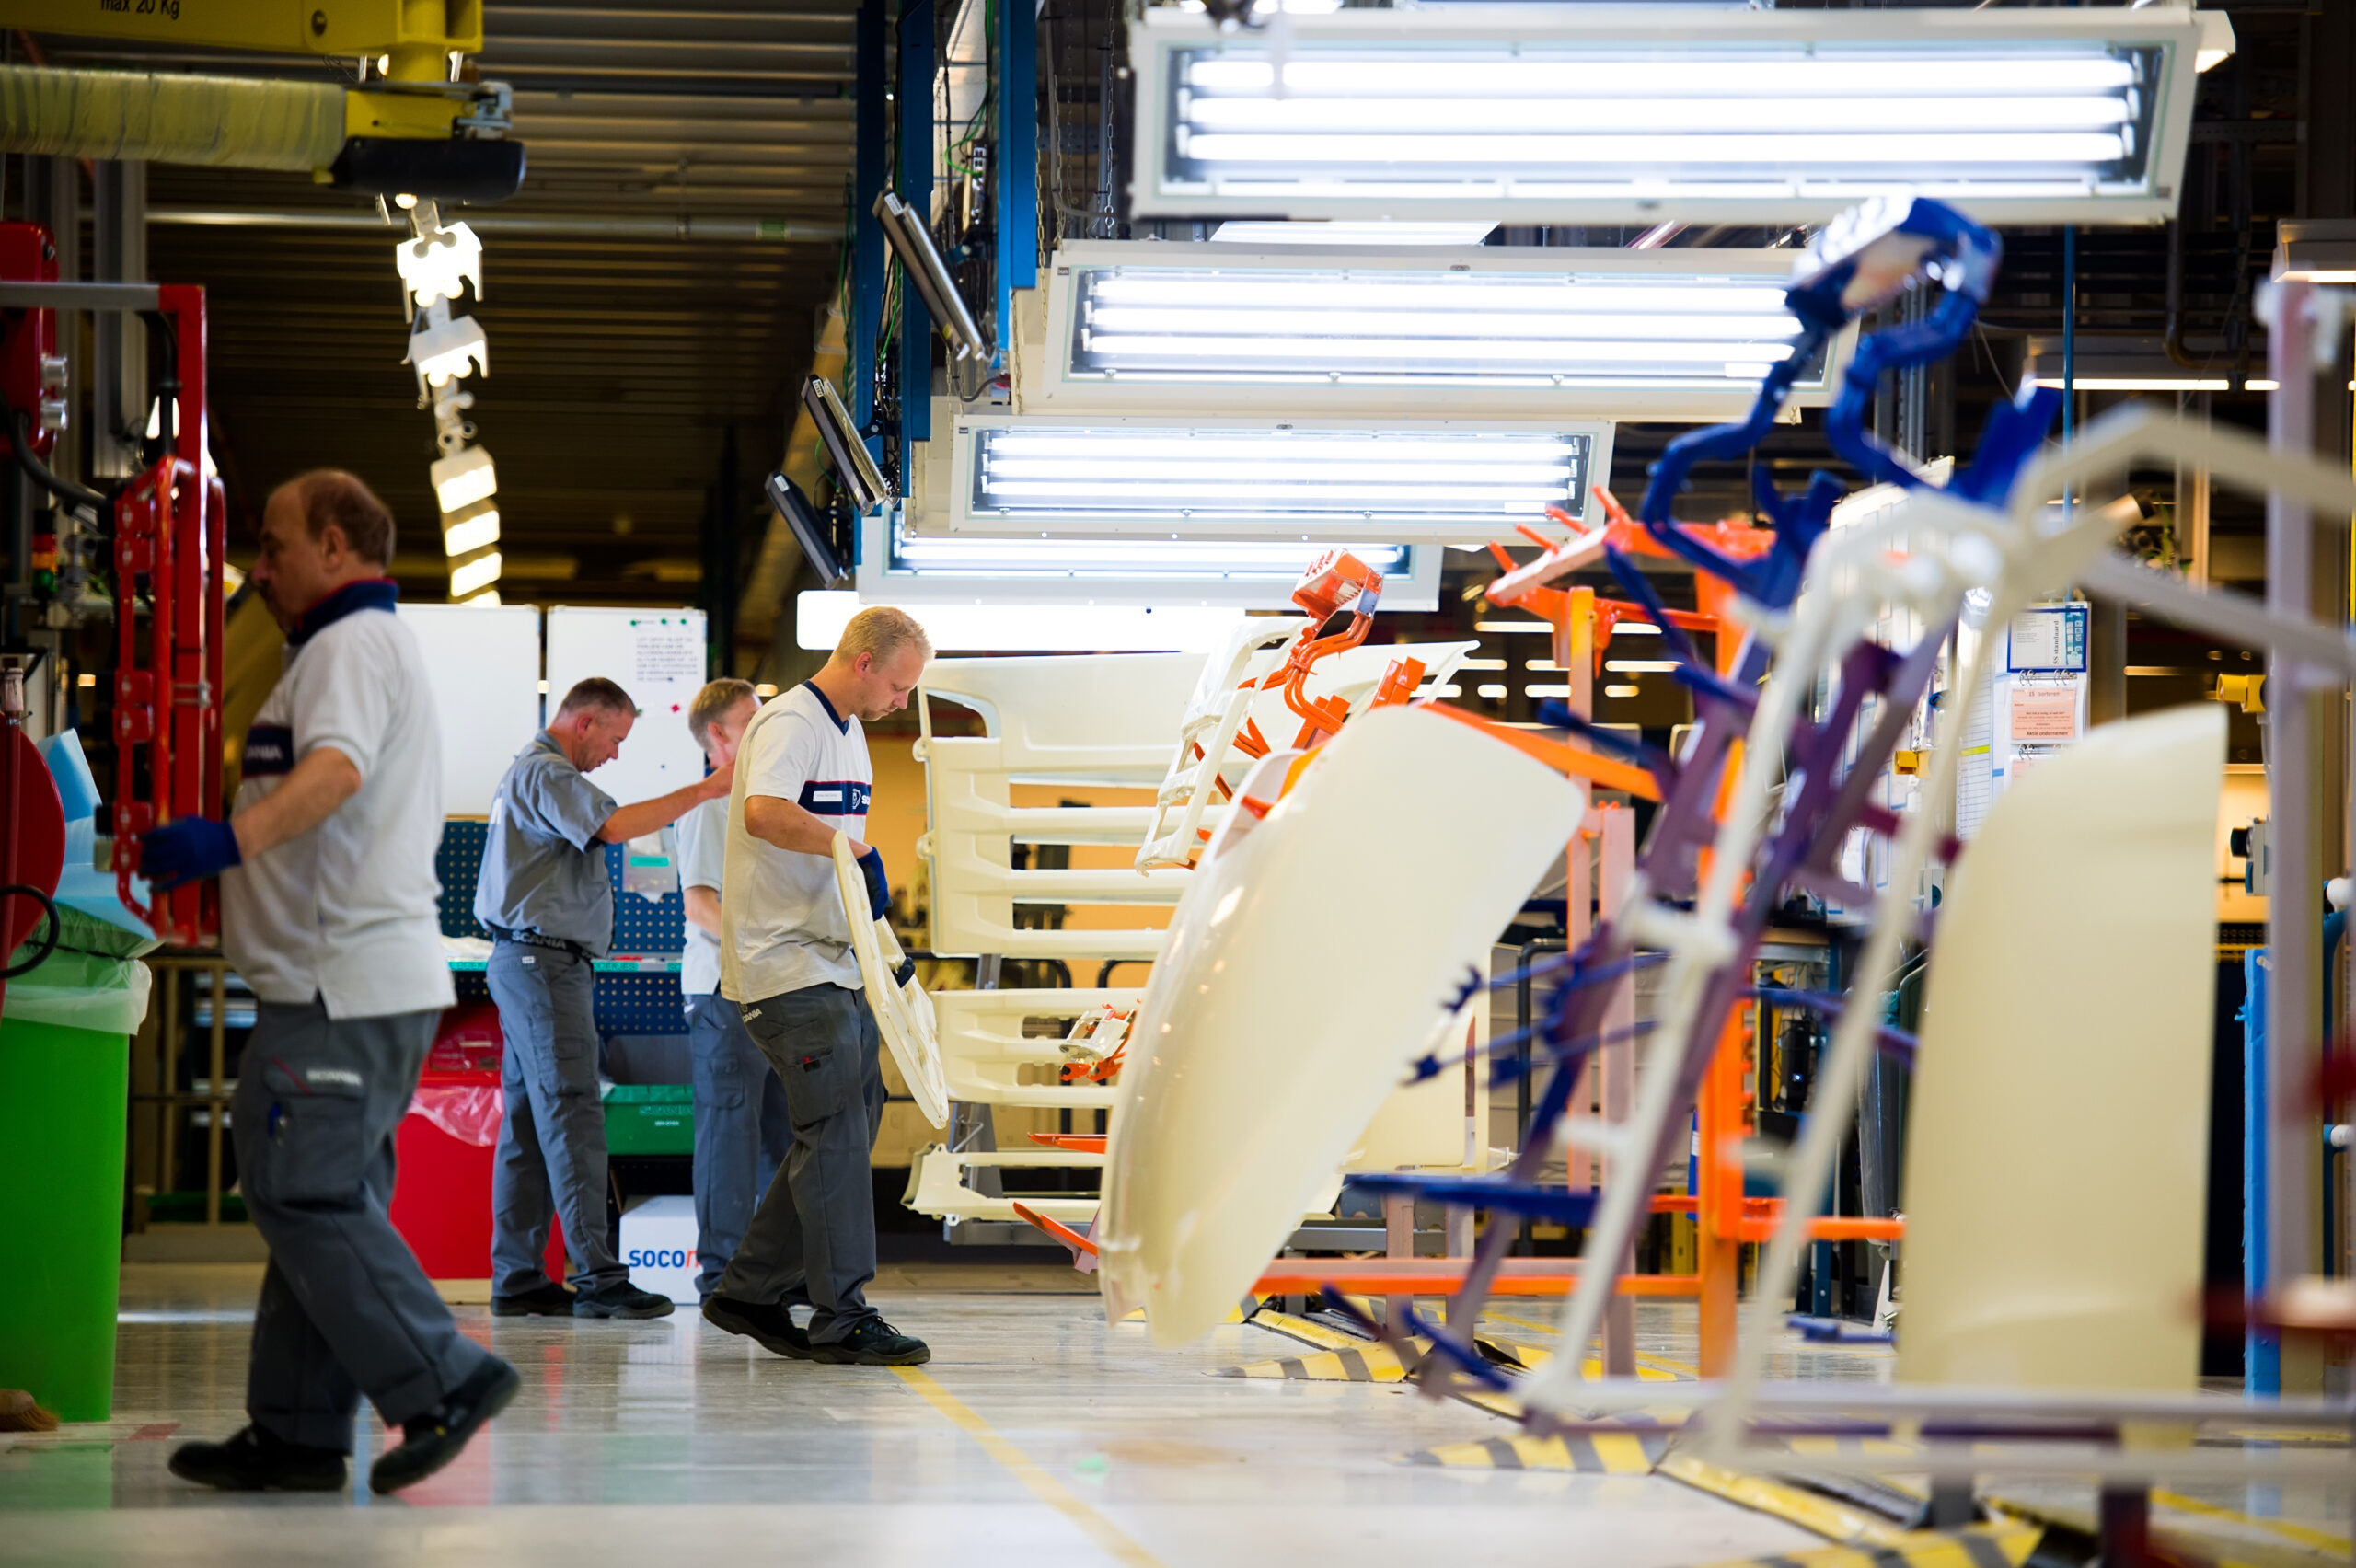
[140,470,517,1495]
[676,677,789,1299]
[701,606,931,1366]
[477,676,733,1320]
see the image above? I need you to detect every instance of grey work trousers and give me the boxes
[234,999,492,1449]
[686,992,789,1298]
[487,940,625,1294]
[715,984,887,1343]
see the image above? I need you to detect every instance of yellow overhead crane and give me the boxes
[0,0,524,201]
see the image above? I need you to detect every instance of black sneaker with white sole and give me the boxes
[490,1282,575,1318]
[167,1425,348,1493]
[813,1319,930,1366]
[701,1295,814,1360]
[572,1282,676,1320]
[369,1357,522,1495]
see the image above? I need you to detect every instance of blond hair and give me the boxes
[832,605,931,669]
[687,677,758,752]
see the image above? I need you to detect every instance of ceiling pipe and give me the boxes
[147,208,840,241]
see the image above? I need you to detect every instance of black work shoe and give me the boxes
[702,1295,814,1361]
[368,1357,521,1495]
[167,1425,347,1493]
[490,1282,575,1317]
[813,1319,930,1366]
[572,1282,676,1320]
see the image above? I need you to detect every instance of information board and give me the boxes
[544,607,711,810]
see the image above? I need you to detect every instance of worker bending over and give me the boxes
[676,677,788,1299]
[141,471,516,1494]
[477,677,732,1319]
[702,607,932,1366]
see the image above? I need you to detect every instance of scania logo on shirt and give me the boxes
[243,723,294,778]
[797,780,871,817]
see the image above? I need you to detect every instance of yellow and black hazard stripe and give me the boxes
[1685,1523,2044,1568]
[1217,1340,1426,1383]
[1401,1431,1667,1473]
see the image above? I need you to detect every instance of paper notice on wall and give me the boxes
[634,621,705,689]
[1956,654,1996,841]
[2009,685,2083,743]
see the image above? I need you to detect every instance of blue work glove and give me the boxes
[139,816,242,892]
[856,845,891,919]
[893,955,918,987]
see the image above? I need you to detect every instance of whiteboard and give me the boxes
[396,603,542,817]
[544,606,710,808]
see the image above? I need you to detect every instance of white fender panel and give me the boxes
[1897,703,2223,1392]
[1095,706,1587,1344]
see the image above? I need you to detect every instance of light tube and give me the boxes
[1605,660,1682,674]
[2032,376,2228,393]
[1042,245,1842,416]
[1603,685,1642,698]
[1134,7,2200,223]
[442,504,501,558]
[894,531,1411,574]
[431,446,498,513]
[1208,221,1496,244]
[449,550,502,598]
[1180,97,2131,135]
[795,591,1258,652]
[961,422,1592,533]
[1174,133,2130,167]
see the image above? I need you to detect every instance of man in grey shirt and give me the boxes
[476,676,732,1319]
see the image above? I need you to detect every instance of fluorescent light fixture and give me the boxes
[857,504,1439,609]
[1036,241,1849,420]
[442,499,501,558]
[795,591,1255,652]
[948,413,1608,541]
[766,472,850,587]
[1605,660,1680,674]
[2025,334,2260,395]
[803,375,893,513]
[396,221,482,309]
[873,190,990,390]
[459,587,502,607]
[1603,684,1641,698]
[2033,376,2230,393]
[409,311,488,392]
[1526,685,1571,698]
[431,445,498,513]
[1612,622,1661,636]
[1208,221,1496,245]
[2274,220,2356,284]
[449,549,502,598]
[1130,6,2203,224]
[1476,684,1507,698]
[2196,8,2235,74]
[1474,619,1551,634]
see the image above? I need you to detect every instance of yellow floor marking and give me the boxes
[2154,1487,2355,1556]
[1658,1451,1917,1550]
[1398,1430,1671,1472]
[1249,1310,1378,1353]
[892,1366,1168,1568]
[1680,1526,2042,1568]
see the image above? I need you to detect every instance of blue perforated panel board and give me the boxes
[594,974,688,1035]
[605,842,687,954]
[436,820,491,940]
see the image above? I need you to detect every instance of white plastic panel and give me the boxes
[1897,704,2223,1393]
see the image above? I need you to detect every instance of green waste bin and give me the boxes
[602,1082,694,1155]
[0,914,153,1424]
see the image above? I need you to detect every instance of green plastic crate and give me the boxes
[602,1082,694,1155]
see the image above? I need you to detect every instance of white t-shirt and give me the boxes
[673,794,726,997]
[719,681,870,1004]
[222,603,456,1020]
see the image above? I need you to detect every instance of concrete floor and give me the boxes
[0,1262,1819,1568]
[4,1263,2349,1568]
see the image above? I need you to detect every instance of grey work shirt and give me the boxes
[473,730,619,955]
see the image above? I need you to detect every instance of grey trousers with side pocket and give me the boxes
[233,999,494,1449]
[713,983,886,1344]
[486,940,626,1294]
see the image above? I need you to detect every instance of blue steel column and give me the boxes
[993,0,1038,364]
[852,0,890,467]
[899,0,935,478]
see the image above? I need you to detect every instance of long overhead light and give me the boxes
[858,506,1438,610]
[947,415,1607,539]
[1129,6,2206,224]
[795,591,1253,652]
[1032,242,1850,420]
[1208,221,1496,245]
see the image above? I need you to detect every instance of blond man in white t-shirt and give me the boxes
[701,607,932,1366]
